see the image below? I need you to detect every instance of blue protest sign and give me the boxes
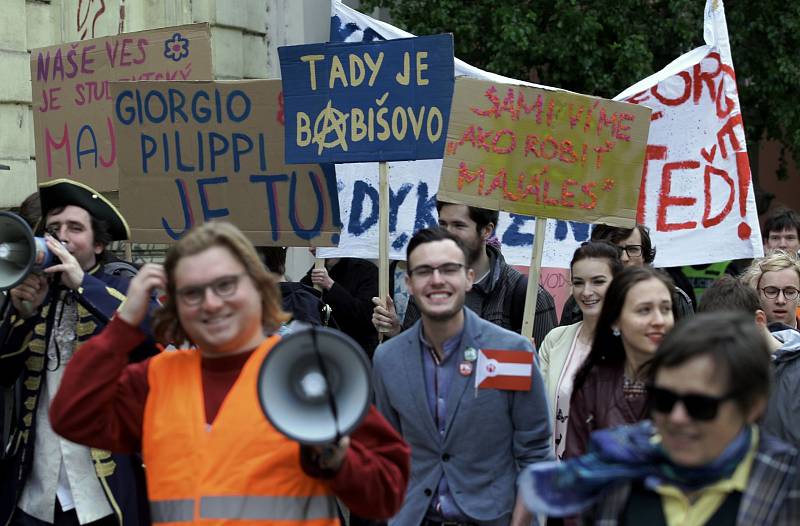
[279,34,455,164]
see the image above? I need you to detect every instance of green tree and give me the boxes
[360,0,800,202]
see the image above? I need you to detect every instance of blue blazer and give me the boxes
[373,308,553,526]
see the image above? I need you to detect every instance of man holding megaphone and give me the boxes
[49,221,410,525]
[0,179,156,526]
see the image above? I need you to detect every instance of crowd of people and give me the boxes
[1,177,799,526]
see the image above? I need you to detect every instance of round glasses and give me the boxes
[760,286,799,301]
[176,273,244,306]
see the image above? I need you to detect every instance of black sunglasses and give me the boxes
[648,386,736,421]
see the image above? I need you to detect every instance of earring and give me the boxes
[612,327,621,337]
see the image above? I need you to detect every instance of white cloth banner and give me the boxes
[613,0,762,266]
[324,0,761,267]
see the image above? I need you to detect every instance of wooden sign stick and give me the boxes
[378,161,390,342]
[521,217,547,342]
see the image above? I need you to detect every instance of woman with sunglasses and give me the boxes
[563,266,676,458]
[539,242,623,459]
[519,312,800,524]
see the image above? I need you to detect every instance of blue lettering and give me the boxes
[414,182,437,231]
[289,171,324,240]
[348,180,379,235]
[250,174,289,241]
[168,88,187,123]
[115,90,136,125]
[231,133,253,172]
[162,178,194,240]
[198,176,230,220]
[554,220,590,242]
[209,132,229,172]
[174,131,193,172]
[140,133,156,174]
[389,183,413,233]
[227,90,251,122]
[144,90,167,123]
[75,124,98,169]
[502,214,534,247]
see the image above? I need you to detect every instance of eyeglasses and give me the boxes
[175,273,244,306]
[648,386,736,421]
[760,286,799,300]
[617,244,643,258]
[407,262,465,279]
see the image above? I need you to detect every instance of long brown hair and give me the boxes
[152,222,289,344]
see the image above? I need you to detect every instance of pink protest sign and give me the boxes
[30,23,213,192]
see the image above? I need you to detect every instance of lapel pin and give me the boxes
[464,347,478,362]
[459,361,473,376]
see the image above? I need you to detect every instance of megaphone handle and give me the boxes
[310,326,342,443]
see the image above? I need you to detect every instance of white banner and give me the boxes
[614,0,763,266]
[324,0,760,268]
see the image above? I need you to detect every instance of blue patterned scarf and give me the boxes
[519,420,752,517]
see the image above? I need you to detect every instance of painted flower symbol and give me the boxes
[164,33,190,62]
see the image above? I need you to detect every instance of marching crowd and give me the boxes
[1,177,800,526]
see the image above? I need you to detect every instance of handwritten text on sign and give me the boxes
[438,78,651,226]
[30,24,213,192]
[279,34,455,164]
[111,80,342,246]
[622,53,754,241]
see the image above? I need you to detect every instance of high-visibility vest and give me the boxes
[142,335,338,526]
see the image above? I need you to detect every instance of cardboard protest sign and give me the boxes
[279,34,455,164]
[30,23,213,192]
[614,0,762,266]
[438,78,651,226]
[111,79,342,245]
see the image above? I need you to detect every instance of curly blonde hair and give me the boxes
[740,250,800,291]
[152,221,289,345]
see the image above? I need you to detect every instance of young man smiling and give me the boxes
[373,202,557,348]
[372,228,551,526]
[49,221,409,525]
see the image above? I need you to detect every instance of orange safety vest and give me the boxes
[142,335,339,526]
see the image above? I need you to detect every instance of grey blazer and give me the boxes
[373,308,553,526]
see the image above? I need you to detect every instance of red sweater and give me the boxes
[50,316,410,520]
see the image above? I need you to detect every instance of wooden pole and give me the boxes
[521,217,547,341]
[378,161,390,303]
[313,256,325,292]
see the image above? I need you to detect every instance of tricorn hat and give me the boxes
[39,179,130,241]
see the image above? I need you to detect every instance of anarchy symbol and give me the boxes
[313,101,349,155]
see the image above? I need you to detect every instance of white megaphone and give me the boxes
[256,326,372,445]
[0,211,55,290]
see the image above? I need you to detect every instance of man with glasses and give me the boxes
[0,179,154,526]
[373,202,557,348]
[560,224,694,325]
[49,221,410,524]
[742,251,800,330]
[372,227,551,526]
[699,275,800,446]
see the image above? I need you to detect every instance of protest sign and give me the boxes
[614,0,762,266]
[111,79,342,245]
[278,34,455,164]
[438,78,651,226]
[30,24,213,192]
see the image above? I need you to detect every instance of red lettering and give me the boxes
[560,179,577,208]
[693,52,721,104]
[457,162,486,194]
[637,145,668,223]
[470,86,500,118]
[615,113,634,141]
[44,124,72,179]
[580,182,597,210]
[717,114,744,159]
[657,160,700,232]
[702,165,734,228]
[651,71,691,106]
